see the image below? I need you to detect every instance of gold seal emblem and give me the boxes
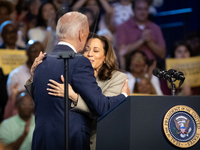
[163,105,200,148]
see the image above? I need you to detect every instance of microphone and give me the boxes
[168,69,185,88]
[167,69,185,82]
[153,68,171,81]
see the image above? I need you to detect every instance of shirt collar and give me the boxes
[58,41,77,53]
[132,17,151,29]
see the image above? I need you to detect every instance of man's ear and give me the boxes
[78,29,84,42]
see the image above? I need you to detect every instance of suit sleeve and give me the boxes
[71,96,91,116]
[71,72,127,117]
[24,78,33,98]
[72,57,126,116]
[102,72,127,97]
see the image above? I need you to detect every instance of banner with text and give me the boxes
[0,50,27,75]
[166,56,200,88]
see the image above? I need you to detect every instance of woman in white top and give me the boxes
[28,2,57,52]
[125,50,163,95]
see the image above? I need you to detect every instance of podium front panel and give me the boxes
[96,96,200,150]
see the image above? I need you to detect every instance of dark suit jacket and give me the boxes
[32,44,126,150]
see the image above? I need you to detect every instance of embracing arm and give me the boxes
[24,52,46,98]
[46,72,129,117]
[72,57,129,116]
[44,58,130,116]
[71,71,128,116]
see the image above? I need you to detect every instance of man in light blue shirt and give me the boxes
[0,91,35,150]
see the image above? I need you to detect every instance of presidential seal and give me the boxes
[163,105,200,148]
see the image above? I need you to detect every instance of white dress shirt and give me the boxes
[58,41,77,53]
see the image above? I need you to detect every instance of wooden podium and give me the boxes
[96,96,200,150]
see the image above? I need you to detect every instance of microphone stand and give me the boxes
[58,51,75,150]
[170,82,176,96]
[168,78,176,96]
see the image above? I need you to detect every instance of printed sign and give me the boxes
[166,56,200,88]
[0,50,27,75]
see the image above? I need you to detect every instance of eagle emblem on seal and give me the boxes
[174,116,192,138]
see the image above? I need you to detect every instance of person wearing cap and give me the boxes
[0,1,14,46]
[0,21,24,50]
[0,91,35,150]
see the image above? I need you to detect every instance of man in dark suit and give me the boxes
[32,12,130,150]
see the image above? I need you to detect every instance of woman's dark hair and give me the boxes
[36,2,57,28]
[125,50,149,72]
[185,32,200,41]
[85,0,101,10]
[79,8,96,32]
[132,0,152,10]
[0,1,14,15]
[15,0,26,15]
[171,40,192,58]
[133,77,156,94]
[85,33,119,81]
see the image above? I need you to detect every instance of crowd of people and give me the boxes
[0,0,200,149]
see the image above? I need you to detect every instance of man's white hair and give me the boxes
[56,12,88,40]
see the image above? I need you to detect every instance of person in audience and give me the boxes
[25,0,41,31]
[0,91,35,150]
[0,68,8,122]
[8,0,40,49]
[133,77,157,94]
[28,2,57,51]
[6,40,44,97]
[105,0,134,34]
[79,8,96,33]
[116,0,166,69]
[161,41,200,96]
[0,0,14,46]
[15,0,27,19]
[4,83,19,119]
[125,50,163,95]
[185,32,200,56]
[0,1,14,25]
[73,0,100,16]
[72,0,114,33]
[50,0,64,10]
[0,20,24,50]
[170,41,192,59]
